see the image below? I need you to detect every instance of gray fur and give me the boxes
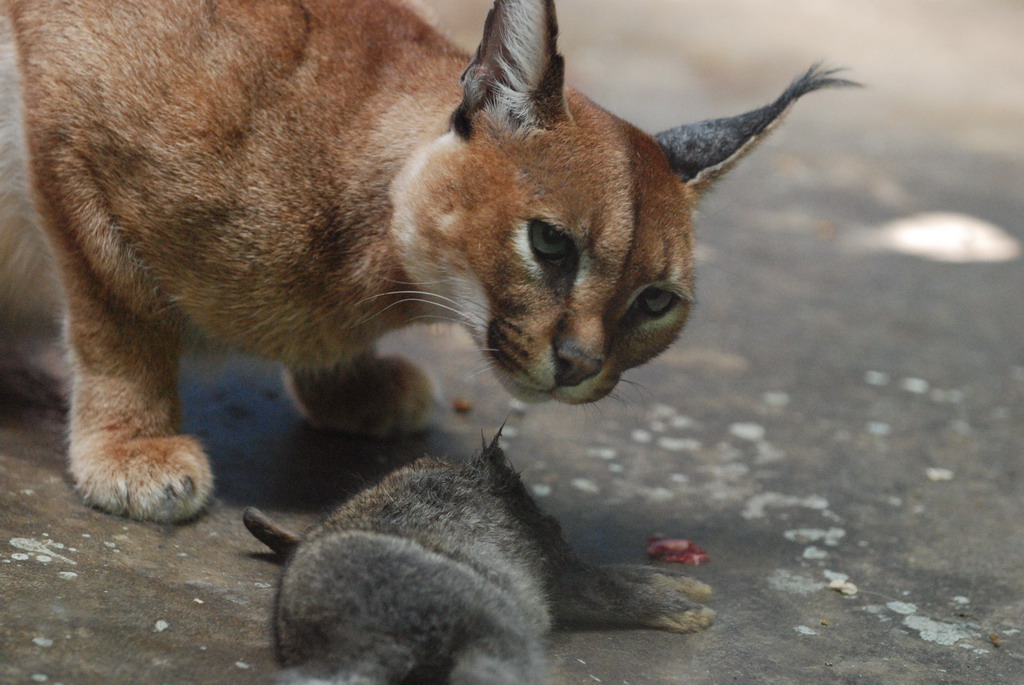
[246,437,713,685]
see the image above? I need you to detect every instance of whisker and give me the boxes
[619,378,653,406]
[348,297,474,330]
[467,359,498,381]
[353,289,466,309]
[403,314,468,327]
[380,275,463,287]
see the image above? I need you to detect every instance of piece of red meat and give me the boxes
[645,537,710,565]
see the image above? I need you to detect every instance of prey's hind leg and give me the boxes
[549,563,714,634]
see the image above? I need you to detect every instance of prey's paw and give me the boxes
[69,435,213,522]
[639,569,714,633]
[285,355,436,439]
[648,571,714,603]
[650,606,716,634]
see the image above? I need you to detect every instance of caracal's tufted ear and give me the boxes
[655,64,859,194]
[451,0,568,137]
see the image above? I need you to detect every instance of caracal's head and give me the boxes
[393,0,854,405]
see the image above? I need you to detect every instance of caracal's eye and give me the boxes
[636,286,678,317]
[528,219,574,264]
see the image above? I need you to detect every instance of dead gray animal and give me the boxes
[245,437,713,684]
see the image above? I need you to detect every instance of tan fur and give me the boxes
[2,0,790,521]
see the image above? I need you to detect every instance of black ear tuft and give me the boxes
[655,64,859,190]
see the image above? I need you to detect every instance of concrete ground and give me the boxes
[3,0,1023,683]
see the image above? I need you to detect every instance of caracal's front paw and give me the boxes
[69,435,213,522]
[284,355,436,439]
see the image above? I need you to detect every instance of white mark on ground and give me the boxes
[656,437,702,452]
[570,479,600,494]
[58,572,78,580]
[32,637,54,648]
[650,403,677,419]
[30,675,47,683]
[669,415,696,430]
[953,596,970,605]
[904,614,975,646]
[235,662,251,670]
[11,553,29,561]
[755,441,786,464]
[639,487,674,503]
[767,569,826,596]
[103,542,116,548]
[742,493,829,520]
[9,538,76,565]
[794,625,819,636]
[926,468,954,482]
[785,528,847,547]
[254,582,271,589]
[950,420,972,435]
[867,421,892,436]
[586,447,617,460]
[630,429,652,444]
[530,484,552,498]
[887,601,918,615]
[705,463,750,480]
[154,620,169,633]
[828,578,859,595]
[863,605,894,623]
[803,546,829,560]
[669,473,689,484]
[762,391,791,408]
[863,212,1021,263]
[729,422,765,442]
[865,370,890,386]
[900,377,930,394]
